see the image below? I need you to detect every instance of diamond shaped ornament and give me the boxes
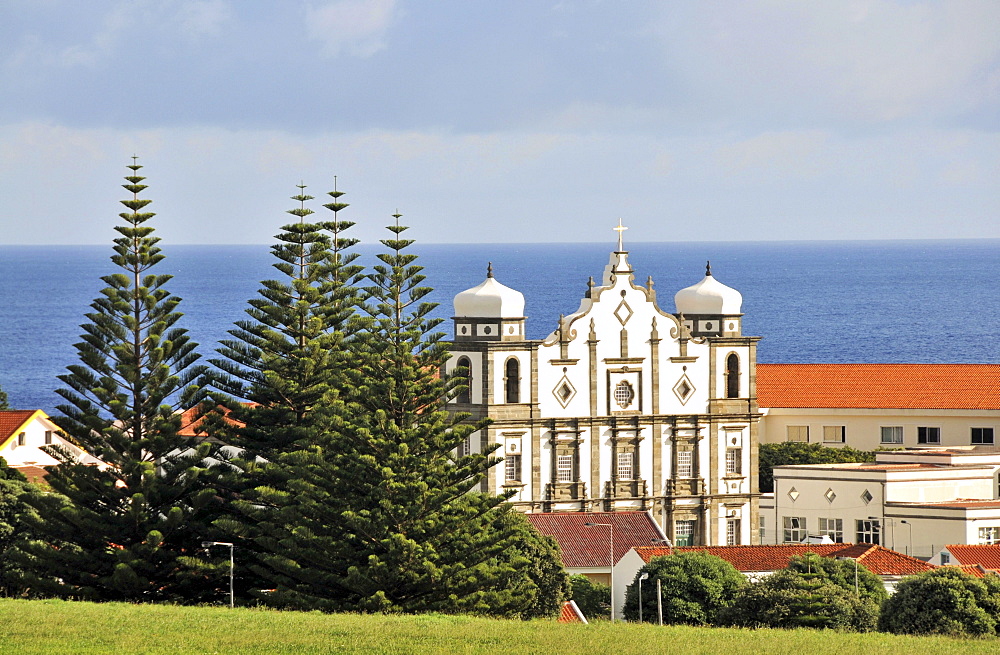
[553,375,577,408]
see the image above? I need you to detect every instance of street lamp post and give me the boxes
[899,520,914,556]
[585,522,615,621]
[202,541,235,609]
[638,572,649,623]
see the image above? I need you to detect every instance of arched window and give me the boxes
[505,358,520,404]
[726,353,740,399]
[456,357,472,404]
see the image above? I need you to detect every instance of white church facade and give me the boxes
[446,228,762,547]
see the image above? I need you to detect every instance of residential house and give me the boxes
[0,410,103,482]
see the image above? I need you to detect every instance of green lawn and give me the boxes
[0,598,994,654]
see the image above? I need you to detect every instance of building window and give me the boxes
[823,426,845,443]
[504,358,520,404]
[17,432,26,446]
[725,449,742,475]
[455,357,472,404]
[972,427,995,445]
[44,430,53,445]
[505,455,522,483]
[819,518,844,543]
[917,427,941,444]
[556,454,575,482]
[616,451,633,480]
[759,516,766,542]
[726,519,741,546]
[675,520,696,547]
[676,450,693,477]
[979,527,1000,545]
[725,353,739,399]
[880,426,903,444]
[613,380,635,409]
[457,436,472,458]
[786,426,809,442]
[783,516,806,543]
[856,519,881,544]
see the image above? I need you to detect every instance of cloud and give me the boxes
[305,0,397,58]
[176,0,232,37]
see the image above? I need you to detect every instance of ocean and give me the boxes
[2,239,999,414]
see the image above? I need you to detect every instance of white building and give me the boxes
[447,230,762,546]
[761,449,1000,559]
[0,409,103,482]
[757,364,1000,451]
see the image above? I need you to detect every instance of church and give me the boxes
[446,224,762,547]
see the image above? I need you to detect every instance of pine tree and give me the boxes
[0,384,9,410]
[15,159,223,602]
[324,214,524,613]
[205,181,362,602]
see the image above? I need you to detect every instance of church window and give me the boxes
[455,357,472,404]
[457,436,472,458]
[726,519,741,546]
[979,527,1000,545]
[505,455,522,483]
[856,519,881,544]
[880,426,903,444]
[676,450,693,477]
[972,427,995,445]
[786,426,809,442]
[504,358,520,404]
[725,354,739,398]
[783,516,806,543]
[613,380,635,409]
[819,518,844,542]
[823,426,845,443]
[675,520,696,547]
[917,427,940,444]
[759,516,766,542]
[617,451,634,480]
[556,455,575,482]
[725,449,742,475]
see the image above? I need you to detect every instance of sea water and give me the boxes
[1,239,998,413]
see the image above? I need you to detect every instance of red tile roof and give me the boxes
[558,600,588,623]
[944,545,1000,570]
[11,465,48,485]
[525,511,665,568]
[756,364,1000,410]
[956,564,988,578]
[633,543,934,576]
[0,410,40,445]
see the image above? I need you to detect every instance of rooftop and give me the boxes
[525,511,665,568]
[632,543,934,576]
[757,363,1000,410]
[945,545,1000,570]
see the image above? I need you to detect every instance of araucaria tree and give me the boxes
[15,159,224,602]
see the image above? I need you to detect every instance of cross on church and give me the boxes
[614,218,628,252]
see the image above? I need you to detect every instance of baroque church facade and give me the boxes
[446,229,762,547]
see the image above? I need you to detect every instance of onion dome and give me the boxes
[674,261,743,315]
[453,263,526,318]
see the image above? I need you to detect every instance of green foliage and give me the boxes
[784,552,888,605]
[0,459,33,596]
[14,160,224,603]
[622,551,745,625]
[724,561,879,631]
[570,574,610,620]
[879,567,1000,637]
[759,442,877,493]
[0,384,8,410]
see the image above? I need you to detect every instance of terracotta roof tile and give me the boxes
[945,545,1000,569]
[633,543,934,576]
[0,410,39,444]
[956,564,988,578]
[558,600,587,623]
[757,364,1000,410]
[525,511,665,568]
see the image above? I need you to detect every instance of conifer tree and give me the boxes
[0,384,8,410]
[15,159,223,602]
[205,181,362,600]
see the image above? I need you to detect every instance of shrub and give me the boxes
[621,552,745,625]
[879,568,1000,637]
[569,575,610,620]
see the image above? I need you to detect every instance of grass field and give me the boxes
[0,598,995,654]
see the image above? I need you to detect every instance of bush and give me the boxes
[879,568,1000,637]
[621,552,745,625]
[759,442,876,493]
[569,575,610,620]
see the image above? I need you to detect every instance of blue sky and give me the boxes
[0,1,997,245]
